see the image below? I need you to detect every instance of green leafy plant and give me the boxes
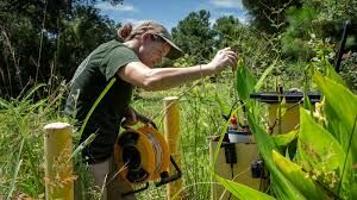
[216,60,357,199]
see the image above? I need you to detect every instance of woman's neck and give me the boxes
[124,40,140,55]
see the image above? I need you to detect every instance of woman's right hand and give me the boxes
[208,47,238,73]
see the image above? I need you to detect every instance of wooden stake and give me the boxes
[44,122,74,200]
[163,96,183,200]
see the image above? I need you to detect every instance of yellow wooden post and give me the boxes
[44,122,74,200]
[268,103,300,134]
[163,96,183,200]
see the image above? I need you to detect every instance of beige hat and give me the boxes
[130,21,184,59]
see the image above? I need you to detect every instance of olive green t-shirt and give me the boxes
[65,39,140,164]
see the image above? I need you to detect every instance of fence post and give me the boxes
[163,96,183,200]
[44,122,74,200]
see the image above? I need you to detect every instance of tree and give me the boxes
[281,0,357,61]
[0,0,120,98]
[171,10,217,63]
[242,0,302,33]
[58,6,117,80]
[212,15,242,49]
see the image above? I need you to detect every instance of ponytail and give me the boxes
[117,23,133,41]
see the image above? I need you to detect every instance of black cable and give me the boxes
[228,162,234,200]
[335,20,351,72]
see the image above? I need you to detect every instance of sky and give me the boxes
[94,0,249,31]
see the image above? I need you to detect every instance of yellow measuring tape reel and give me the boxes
[114,125,181,196]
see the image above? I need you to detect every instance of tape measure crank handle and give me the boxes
[155,156,182,187]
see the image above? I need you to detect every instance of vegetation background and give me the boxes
[0,0,356,199]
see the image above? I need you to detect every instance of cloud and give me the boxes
[121,18,146,25]
[214,11,250,24]
[94,2,137,12]
[210,0,243,9]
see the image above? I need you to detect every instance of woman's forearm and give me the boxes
[142,63,216,91]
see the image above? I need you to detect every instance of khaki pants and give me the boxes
[89,156,136,200]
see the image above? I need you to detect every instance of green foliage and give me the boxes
[215,175,276,200]
[236,61,257,101]
[297,108,351,197]
[0,0,118,99]
[133,79,235,200]
[0,84,103,199]
[242,0,302,33]
[212,15,242,49]
[0,86,67,197]
[171,10,217,62]
[340,53,357,91]
[219,57,357,199]
[58,6,117,79]
[313,71,357,163]
[280,0,357,62]
[234,61,306,199]
[1,1,357,199]
[271,130,297,147]
[303,0,357,22]
[247,108,306,199]
[272,150,327,199]
[281,6,317,60]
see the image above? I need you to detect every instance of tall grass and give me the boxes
[0,74,236,199]
[0,86,67,198]
[133,75,236,200]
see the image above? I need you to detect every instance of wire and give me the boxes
[146,131,163,174]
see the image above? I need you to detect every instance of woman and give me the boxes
[65,20,238,199]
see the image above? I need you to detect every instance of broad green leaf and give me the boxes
[325,62,346,86]
[248,112,306,200]
[272,150,327,199]
[298,108,352,198]
[313,71,357,163]
[271,130,297,147]
[236,61,256,101]
[302,91,313,111]
[255,60,276,91]
[352,182,357,199]
[215,175,276,200]
[298,108,346,170]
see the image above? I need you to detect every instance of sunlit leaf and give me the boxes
[325,63,346,86]
[298,108,352,198]
[255,61,276,91]
[236,61,256,101]
[248,112,306,199]
[313,71,357,163]
[271,130,297,147]
[215,175,276,200]
[272,150,327,199]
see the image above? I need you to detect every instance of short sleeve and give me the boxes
[102,46,140,81]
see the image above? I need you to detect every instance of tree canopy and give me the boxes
[0,0,356,98]
[171,10,217,63]
[0,0,119,98]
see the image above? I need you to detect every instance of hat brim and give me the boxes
[157,35,184,60]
